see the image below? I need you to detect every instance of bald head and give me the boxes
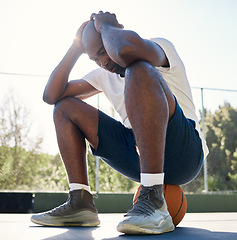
[81,19,125,76]
[82,20,102,55]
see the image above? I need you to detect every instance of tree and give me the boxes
[0,93,40,189]
[182,102,237,193]
[204,102,237,191]
[0,92,137,192]
[0,92,68,191]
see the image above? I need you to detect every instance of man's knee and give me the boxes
[126,61,151,78]
[125,60,176,118]
[125,60,163,85]
[53,97,79,121]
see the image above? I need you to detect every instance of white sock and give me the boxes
[69,183,91,193]
[141,173,164,187]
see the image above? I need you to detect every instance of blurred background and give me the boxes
[0,0,237,193]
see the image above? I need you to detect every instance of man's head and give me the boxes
[82,20,125,76]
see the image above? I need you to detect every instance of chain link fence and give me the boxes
[95,86,237,193]
[1,73,237,193]
[182,87,237,193]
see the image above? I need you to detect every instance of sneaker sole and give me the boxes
[117,216,175,235]
[31,210,100,227]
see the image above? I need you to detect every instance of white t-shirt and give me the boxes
[82,37,208,158]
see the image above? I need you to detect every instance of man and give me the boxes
[31,11,208,235]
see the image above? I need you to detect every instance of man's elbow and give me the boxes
[42,93,56,105]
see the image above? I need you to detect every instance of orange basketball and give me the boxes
[133,184,187,226]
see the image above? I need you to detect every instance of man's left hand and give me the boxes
[90,11,123,33]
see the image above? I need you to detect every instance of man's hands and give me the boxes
[91,11,123,33]
[73,20,90,51]
[73,11,123,50]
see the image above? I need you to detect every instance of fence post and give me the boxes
[201,88,208,193]
[96,156,99,193]
[96,94,100,193]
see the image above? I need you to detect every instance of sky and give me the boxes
[0,0,237,154]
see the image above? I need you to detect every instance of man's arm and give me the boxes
[56,79,101,102]
[91,12,169,68]
[43,21,100,105]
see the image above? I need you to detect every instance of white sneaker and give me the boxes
[117,185,175,235]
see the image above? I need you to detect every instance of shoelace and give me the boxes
[127,186,163,217]
[49,192,73,214]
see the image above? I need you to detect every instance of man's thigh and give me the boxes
[164,100,204,185]
[90,104,204,185]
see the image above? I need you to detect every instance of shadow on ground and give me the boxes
[31,226,237,240]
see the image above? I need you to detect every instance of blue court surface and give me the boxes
[1,213,237,240]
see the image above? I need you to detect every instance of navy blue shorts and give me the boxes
[91,100,204,185]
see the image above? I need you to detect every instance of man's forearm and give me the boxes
[99,25,142,69]
[99,25,137,67]
[43,42,84,105]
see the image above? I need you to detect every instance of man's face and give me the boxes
[82,21,125,76]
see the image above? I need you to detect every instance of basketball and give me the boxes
[133,184,187,226]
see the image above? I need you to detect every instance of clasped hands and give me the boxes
[90,10,124,33]
[74,11,123,52]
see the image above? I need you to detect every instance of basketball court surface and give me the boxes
[1,212,237,239]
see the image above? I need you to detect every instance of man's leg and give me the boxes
[53,97,99,185]
[31,97,100,227]
[117,61,176,234]
[125,61,176,174]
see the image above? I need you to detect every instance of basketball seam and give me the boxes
[172,187,183,221]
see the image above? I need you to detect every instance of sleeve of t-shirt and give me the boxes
[150,37,184,72]
[82,68,104,92]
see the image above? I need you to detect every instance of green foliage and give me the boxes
[0,93,137,192]
[87,150,138,193]
[2,92,236,193]
[203,102,237,191]
[183,102,237,193]
[0,147,68,191]
[0,93,68,191]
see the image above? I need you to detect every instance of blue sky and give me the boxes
[0,0,237,154]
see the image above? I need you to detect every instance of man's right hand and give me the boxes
[73,20,90,51]
[43,20,91,105]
